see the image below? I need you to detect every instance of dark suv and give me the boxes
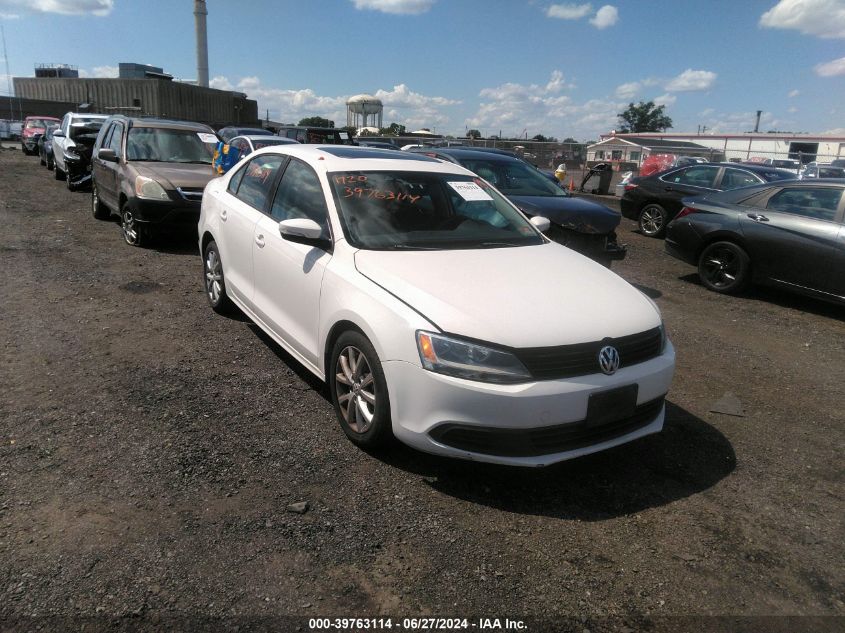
[91,116,220,247]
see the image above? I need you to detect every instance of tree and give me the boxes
[466,129,482,139]
[298,116,334,128]
[617,101,673,133]
[379,122,406,136]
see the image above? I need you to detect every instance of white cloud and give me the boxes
[211,75,458,131]
[546,3,592,19]
[787,89,800,97]
[0,0,113,16]
[698,110,780,134]
[787,106,798,113]
[815,56,845,76]
[823,126,845,134]
[209,76,233,91]
[665,68,717,92]
[653,93,677,107]
[92,65,118,78]
[589,5,618,29]
[615,81,640,99]
[0,11,20,18]
[760,0,845,39]
[350,0,435,15]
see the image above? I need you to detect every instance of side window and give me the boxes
[766,188,842,222]
[233,154,285,211]
[227,162,247,195]
[671,166,719,188]
[270,159,331,238]
[107,123,123,158]
[721,168,761,191]
[97,123,114,151]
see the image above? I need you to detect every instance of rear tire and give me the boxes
[91,183,110,220]
[202,240,234,315]
[638,203,667,238]
[54,166,64,180]
[329,331,393,450]
[698,241,750,295]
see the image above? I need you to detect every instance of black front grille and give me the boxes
[515,327,662,380]
[429,396,665,457]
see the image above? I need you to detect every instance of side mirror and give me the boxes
[530,216,551,234]
[52,130,65,138]
[97,148,118,163]
[278,218,331,250]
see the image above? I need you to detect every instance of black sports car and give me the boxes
[622,162,795,238]
[664,180,845,305]
[408,147,625,265]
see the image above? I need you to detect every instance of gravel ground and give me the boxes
[0,147,843,633]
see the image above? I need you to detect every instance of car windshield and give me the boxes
[69,121,104,141]
[457,158,567,197]
[761,170,797,182]
[329,171,545,250]
[127,127,215,164]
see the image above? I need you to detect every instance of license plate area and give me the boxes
[586,384,638,427]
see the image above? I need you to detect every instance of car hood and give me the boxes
[133,162,216,190]
[354,243,659,348]
[508,195,621,234]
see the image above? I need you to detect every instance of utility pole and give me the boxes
[1,24,14,122]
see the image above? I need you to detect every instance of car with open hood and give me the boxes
[91,115,220,246]
[197,145,675,466]
[407,147,626,265]
[52,113,108,189]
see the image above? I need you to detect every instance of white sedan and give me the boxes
[198,146,675,466]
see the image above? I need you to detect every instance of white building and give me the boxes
[595,132,845,165]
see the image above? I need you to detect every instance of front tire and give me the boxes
[202,240,234,315]
[66,170,78,192]
[54,165,64,181]
[698,241,750,295]
[121,204,146,247]
[329,331,393,449]
[638,203,667,238]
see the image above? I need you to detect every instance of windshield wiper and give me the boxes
[387,244,441,250]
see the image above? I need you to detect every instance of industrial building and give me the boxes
[13,73,258,127]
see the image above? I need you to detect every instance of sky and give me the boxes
[0,0,843,141]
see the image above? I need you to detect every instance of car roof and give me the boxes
[409,147,523,163]
[66,113,108,119]
[109,116,214,132]
[247,144,473,175]
[233,135,296,142]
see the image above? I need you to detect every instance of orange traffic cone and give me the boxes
[568,178,575,192]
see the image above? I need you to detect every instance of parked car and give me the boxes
[356,140,401,150]
[277,125,355,145]
[621,163,796,237]
[198,145,675,466]
[227,134,298,157]
[20,116,61,155]
[799,164,845,180]
[38,124,59,169]
[52,113,108,189]
[831,159,845,168]
[91,115,220,246]
[217,126,273,143]
[664,180,845,305]
[408,147,625,265]
[762,158,801,171]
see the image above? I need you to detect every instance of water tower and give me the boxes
[346,94,383,131]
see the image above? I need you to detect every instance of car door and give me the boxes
[252,157,333,367]
[53,114,70,172]
[657,165,721,218]
[218,154,288,308]
[740,185,844,294]
[91,121,125,211]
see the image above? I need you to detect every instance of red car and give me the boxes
[20,116,61,155]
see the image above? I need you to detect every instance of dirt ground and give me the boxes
[0,148,843,633]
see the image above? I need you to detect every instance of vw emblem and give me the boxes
[598,345,621,375]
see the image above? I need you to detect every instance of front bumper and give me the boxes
[551,228,627,262]
[22,139,39,152]
[130,197,202,226]
[382,341,675,467]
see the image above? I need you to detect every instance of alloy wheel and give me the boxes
[204,248,223,304]
[639,206,665,236]
[122,209,139,245]
[334,346,376,434]
[701,246,739,289]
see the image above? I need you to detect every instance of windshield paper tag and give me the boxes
[448,181,493,201]
[198,133,218,144]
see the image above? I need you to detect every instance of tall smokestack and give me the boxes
[753,110,762,133]
[194,0,209,88]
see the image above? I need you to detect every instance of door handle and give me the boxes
[220,209,228,221]
[255,234,265,248]
[664,186,674,192]
[747,213,769,222]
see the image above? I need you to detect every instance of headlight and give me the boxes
[416,331,531,384]
[135,176,169,200]
[64,149,81,160]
